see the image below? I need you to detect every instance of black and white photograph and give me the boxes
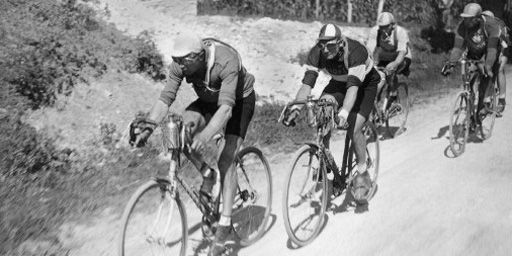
[1,0,511,255]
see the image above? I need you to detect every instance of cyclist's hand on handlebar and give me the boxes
[191,131,209,153]
[283,107,300,127]
[337,108,349,129]
[129,117,157,148]
[441,62,455,76]
[385,62,398,74]
[484,64,493,78]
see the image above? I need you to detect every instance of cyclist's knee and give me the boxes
[218,135,243,171]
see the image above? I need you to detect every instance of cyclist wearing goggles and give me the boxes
[284,23,379,205]
[132,31,255,256]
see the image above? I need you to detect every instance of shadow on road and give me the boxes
[190,210,277,256]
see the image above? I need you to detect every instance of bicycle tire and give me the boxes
[385,82,409,138]
[232,146,272,246]
[282,144,327,247]
[448,92,470,157]
[363,121,380,201]
[119,179,188,256]
[479,82,497,140]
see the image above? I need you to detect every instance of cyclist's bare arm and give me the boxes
[292,67,319,109]
[148,99,171,124]
[200,104,232,141]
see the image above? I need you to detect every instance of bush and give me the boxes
[199,0,437,25]
[0,0,166,109]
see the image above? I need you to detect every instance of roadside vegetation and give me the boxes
[0,0,166,253]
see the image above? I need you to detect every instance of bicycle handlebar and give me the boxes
[278,97,347,130]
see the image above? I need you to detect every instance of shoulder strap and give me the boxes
[202,38,242,86]
[341,35,350,71]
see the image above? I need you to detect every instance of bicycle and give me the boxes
[118,114,272,256]
[371,67,410,139]
[278,96,380,246]
[444,58,498,157]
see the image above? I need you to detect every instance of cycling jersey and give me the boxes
[304,37,375,88]
[367,25,412,61]
[160,38,255,107]
[452,15,501,61]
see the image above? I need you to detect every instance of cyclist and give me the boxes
[482,9,510,113]
[283,23,379,205]
[442,3,502,118]
[367,12,412,103]
[129,32,256,256]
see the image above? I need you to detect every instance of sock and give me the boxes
[357,161,367,173]
[219,215,231,226]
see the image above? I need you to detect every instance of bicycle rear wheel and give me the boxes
[282,144,327,247]
[449,92,470,157]
[480,83,497,140]
[385,82,409,138]
[119,179,187,256]
[232,146,272,246]
[363,122,380,200]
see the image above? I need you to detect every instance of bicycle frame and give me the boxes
[161,117,220,223]
[458,58,485,124]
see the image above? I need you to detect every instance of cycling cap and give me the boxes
[460,3,482,18]
[377,12,395,26]
[318,23,342,41]
[482,10,494,17]
[171,31,203,57]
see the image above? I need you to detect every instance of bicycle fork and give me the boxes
[145,152,180,248]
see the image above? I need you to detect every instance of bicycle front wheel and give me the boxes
[232,146,272,246]
[385,82,409,138]
[282,144,327,247]
[449,92,470,157]
[119,179,187,256]
[480,83,497,140]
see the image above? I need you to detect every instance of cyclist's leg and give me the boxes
[348,69,378,203]
[319,80,346,187]
[498,53,507,111]
[375,60,389,100]
[478,60,500,115]
[211,92,255,253]
[319,79,345,148]
[182,99,214,170]
[348,70,378,171]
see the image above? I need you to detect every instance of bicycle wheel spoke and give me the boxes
[283,145,327,246]
[231,147,272,246]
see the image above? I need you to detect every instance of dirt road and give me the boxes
[59,1,512,255]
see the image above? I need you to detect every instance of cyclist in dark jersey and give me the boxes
[284,23,379,205]
[482,10,509,113]
[443,3,502,116]
[130,32,255,256]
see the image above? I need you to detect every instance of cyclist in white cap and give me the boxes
[442,2,503,118]
[283,23,380,206]
[129,31,256,256]
[367,11,412,103]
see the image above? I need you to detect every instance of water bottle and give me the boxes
[165,119,181,150]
